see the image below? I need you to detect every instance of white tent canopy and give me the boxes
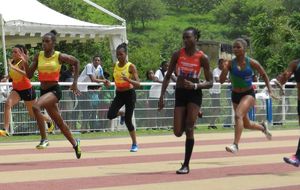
[0,0,127,74]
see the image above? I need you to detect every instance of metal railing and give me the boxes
[0,82,297,134]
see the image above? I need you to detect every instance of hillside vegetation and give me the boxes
[1,0,299,80]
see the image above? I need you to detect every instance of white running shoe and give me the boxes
[225,144,238,154]
[261,121,272,140]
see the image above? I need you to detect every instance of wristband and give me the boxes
[194,83,197,90]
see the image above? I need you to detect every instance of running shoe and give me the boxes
[261,121,272,140]
[130,144,138,152]
[36,139,49,149]
[120,115,125,125]
[225,143,238,154]
[176,164,189,174]
[0,129,10,137]
[283,155,300,167]
[74,139,81,159]
[47,121,55,134]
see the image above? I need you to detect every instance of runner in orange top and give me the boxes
[158,27,213,174]
[107,43,140,152]
[0,45,53,136]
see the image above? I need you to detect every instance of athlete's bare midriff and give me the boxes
[232,86,253,93]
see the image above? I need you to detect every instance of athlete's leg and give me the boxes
[233,95,255,145]
[3,91,20,132]
[173,107,186,137]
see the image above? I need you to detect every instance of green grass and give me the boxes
[0,124,298,143]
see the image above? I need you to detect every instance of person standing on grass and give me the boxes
[158,27,213,174]
[23,30,81,159]
[77,55,109,131]
[106,43,140,152]
[219,38,274,154]
[208,58,225,129]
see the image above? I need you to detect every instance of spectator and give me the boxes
[208,58,225,129]
[77,55,108,131]
[149,61,176,127]
[59,65,75,127]
[144,70,154,90]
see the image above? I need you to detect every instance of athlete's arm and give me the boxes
[8,60,27,76]
[126,64,140,88]
[23,54,38,79]
[196,54,213,89]
[220,60,231,84]
[277,59,298,85]
[59,53,80,95]
[160,51,178,97]
[158,51,178,110]
[251,59,273,96]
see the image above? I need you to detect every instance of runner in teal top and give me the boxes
[230,56,253,88]
[220,38,275,154]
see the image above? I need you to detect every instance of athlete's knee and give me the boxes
[244,123,251,129]
[32,103,41,113]
[107,109,117,120]
[173,126,184,137]
[234,113,243,121]
[185,125,194,134]
[28,111,36,119]
[123,116,133,131]
[186,131,194,139]
[174,130,183,137]
[4,100,13,109]
[126,124,135,132]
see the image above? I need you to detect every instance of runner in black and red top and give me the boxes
[158,27,213,174]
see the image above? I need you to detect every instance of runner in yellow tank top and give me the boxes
[107,43,141,152]
[23,30,81,159]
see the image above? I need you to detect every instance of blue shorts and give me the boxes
[13,87,36,101]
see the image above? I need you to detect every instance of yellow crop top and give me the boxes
[113,62,133,89]
[9,60,32,90]
[38,51,61,82]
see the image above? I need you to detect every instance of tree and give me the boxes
[162,0,186,10]
[213,0,280,38]
[38,0,91,21]
[114,0,165,30]
[283,0,300,13]
[248,7,300,77]
[188,0,222,13]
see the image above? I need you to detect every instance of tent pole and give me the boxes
[0,14,8,76]
[83,0,126,24]
[0,14,13,134]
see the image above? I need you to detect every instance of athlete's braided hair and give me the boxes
[44,30,58,42]
[184,27,201,41]
[116,43,128,54]
[14,44,28,55]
